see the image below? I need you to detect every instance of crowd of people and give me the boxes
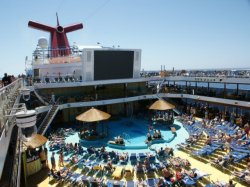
[1,73,14,88]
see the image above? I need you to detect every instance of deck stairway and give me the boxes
[37,105,59,135]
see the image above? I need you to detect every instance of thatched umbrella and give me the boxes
[76,107,111,122]
[23,134,48,149]
[76,107,111,138]
[149,99,175,110]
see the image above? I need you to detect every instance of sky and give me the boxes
[0,0,250,76]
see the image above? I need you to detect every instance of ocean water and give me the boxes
[171,81,250,90]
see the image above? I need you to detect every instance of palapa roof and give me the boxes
[24,134,48,149]
[76,107,111,122]
[149,99,175,110]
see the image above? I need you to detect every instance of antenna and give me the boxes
[56,12,60,26]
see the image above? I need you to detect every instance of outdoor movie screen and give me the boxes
[94,50,134,80]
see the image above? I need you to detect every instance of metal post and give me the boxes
[236,83,239,97]
[224,83,226,98]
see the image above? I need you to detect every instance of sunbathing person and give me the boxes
[225,179,235,187]
[90,129,98,136]
[50,168,59,180]
[145,132,152,143]
[157,147,165,157]
[104,161,114,173]
[172,168,185,186]
[162,166,173,181]
[213,156,226,167]
[157,177,165,187]
[87,146,96,154]
[205,136,212,146]
[100,145,106,153]
[136,161,144,173]
[244,123,249,138]
[71,155,78,164]
[224,155,234,166]
[58,168,69,179]
[165,147,174,157]
[233,162,250,178]
[153,129,159,139]
[157,129,162,138]
[144,157,151,169]
[186,135,198,144]
[115,135,124,144]
[119,152,128,161]
[184,169,197,178]
[51,168,68,180]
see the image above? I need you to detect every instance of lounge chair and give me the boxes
[129,153,137,165]
[146,178,157,187]
[191,168,209,180]
[226,151,248,163]
[148,155,156,163]
[78,175,89,186]
[69,173,81,184]
[145,163,156,173]
[124,165,134,178]
[136,164,145,175]
[89,177,103,187]
[126,180,137,187]
[154,162,165,171]
[138,152,147,161]
[107,180,125,187]
[138,153,147,161]
[112,166,124,179]
[182,176,196,186]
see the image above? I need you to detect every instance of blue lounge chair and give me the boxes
[138,153,147,161]
[126,180,137,187]
[107,180,125,187]
[225,151,249,163]
[149,155,156,163]
[129,153,137,165]
[182,176,196,186]
[154,162,165,171]
[146,178,156,187]
[69,173,81,184]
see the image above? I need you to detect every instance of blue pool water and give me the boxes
[47,118,189,158]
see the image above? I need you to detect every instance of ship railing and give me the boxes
[0,79,23,136]
[32,46,82,64]
[9,127,22,187]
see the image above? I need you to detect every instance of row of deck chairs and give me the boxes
[49,169,210,187]
[192,143,223,157]
[34,76,82,84]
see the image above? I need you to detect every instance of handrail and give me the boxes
[0,79,23,137]
[10,128,21,187]
[37,105,53,133]
[0,93,21,180]
[37,104,59,135]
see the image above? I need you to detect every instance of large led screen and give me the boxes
[94,51,134,80]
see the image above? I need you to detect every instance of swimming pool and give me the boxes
[46,118,189,163]
[55,118,187,151]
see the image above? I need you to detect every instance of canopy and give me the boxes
[149,99,175,110]
[76,107,111,122]
[24,134,48,149]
